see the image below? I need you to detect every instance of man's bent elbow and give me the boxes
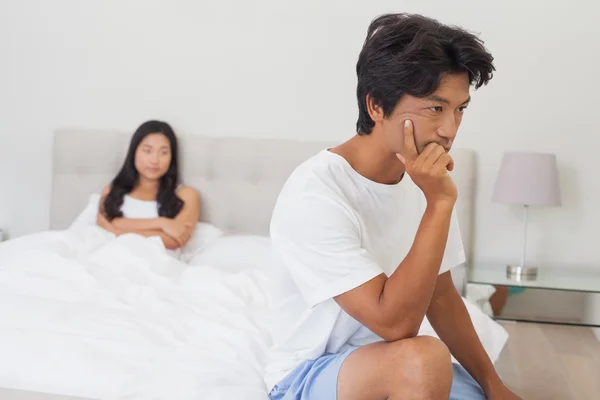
[377,319,421,342]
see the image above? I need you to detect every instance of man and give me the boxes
[264,13,520,400]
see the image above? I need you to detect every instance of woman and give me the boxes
[97,120,199,250]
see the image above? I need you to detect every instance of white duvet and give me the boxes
[0,228,271,399]
[0,227,508,400]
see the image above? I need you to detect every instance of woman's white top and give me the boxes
[121,194,181,259]
[121,195,160,219]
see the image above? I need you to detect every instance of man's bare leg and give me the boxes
[337,336,453,400]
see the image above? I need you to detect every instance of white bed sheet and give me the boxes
[0,229,508,400]
[0,228,271,400]
[187,235,509,365]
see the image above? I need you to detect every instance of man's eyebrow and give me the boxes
[426,95,471,105]
[426,94,450,104]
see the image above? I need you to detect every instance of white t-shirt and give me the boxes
[264,149,466,391]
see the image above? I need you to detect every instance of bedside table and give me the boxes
[467,265,600,327]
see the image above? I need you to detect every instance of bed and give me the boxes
[0,128,504,399]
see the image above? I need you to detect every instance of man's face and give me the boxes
[381,72,471,156]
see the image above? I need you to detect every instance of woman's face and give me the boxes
[134,133,172,181]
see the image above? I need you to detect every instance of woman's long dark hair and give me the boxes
[102,120,184,221]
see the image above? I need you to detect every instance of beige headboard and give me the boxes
[50,129,476,263]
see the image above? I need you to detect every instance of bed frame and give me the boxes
[0,128,478,399]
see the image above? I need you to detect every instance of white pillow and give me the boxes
[179,222,224,261]
[187,235,272,270]
[69,194,101,230]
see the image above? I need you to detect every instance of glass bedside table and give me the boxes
[467,265,600,327]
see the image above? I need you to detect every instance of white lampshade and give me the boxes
[492,152,561,207]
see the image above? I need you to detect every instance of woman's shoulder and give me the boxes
[176,185,199,201]
[101,184,112,197]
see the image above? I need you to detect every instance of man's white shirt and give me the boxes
[264,149,465,391]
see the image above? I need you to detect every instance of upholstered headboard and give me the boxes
[50,129,476,263]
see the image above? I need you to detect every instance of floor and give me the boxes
[495,322,600,399]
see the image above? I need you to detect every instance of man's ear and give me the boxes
[366,94,385,124]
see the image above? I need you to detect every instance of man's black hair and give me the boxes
[356,13,495,134]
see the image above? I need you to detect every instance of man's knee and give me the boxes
[402,336,451,367]
[387,336,453,386]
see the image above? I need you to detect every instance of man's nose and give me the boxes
[437,115,458,140]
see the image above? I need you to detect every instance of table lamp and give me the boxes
[492,152,561,279]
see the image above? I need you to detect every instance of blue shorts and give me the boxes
[268,346,486,400]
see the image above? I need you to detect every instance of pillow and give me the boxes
[179,222,224,262]
[69,193,101,230]
[187,235,272,270]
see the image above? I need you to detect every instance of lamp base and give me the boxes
[506,264,538,281]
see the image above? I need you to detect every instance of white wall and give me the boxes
[1,1,599,273]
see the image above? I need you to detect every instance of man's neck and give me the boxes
[331,134,406,185]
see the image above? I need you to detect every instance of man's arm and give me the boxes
[427,272,499,391]
[334,119,458,341]
[334,201,453,340]
[427,271,520,399]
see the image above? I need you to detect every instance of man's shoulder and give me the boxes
[278,150,351,199]
[271,152,358,231]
